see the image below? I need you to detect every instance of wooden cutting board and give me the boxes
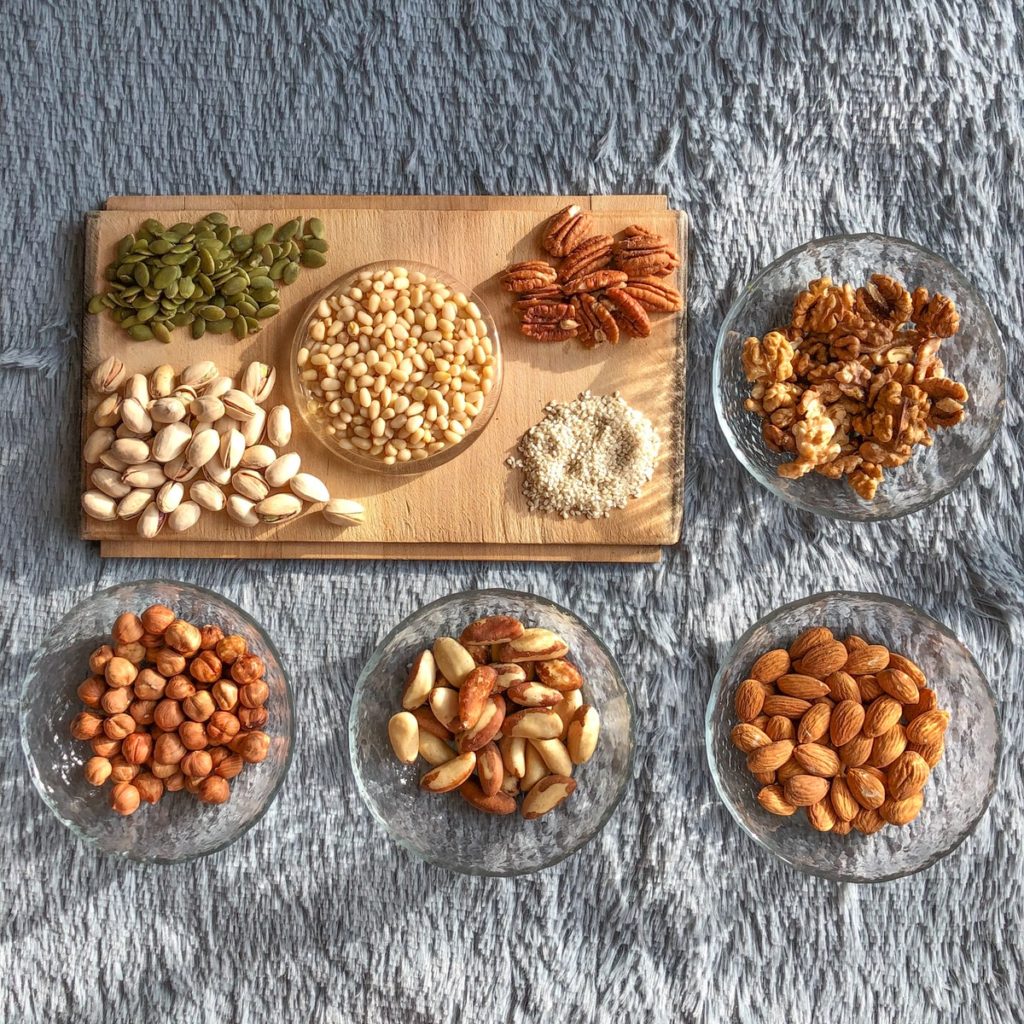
[84,194,686,562]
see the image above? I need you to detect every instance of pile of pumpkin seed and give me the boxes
[87,213,328,342]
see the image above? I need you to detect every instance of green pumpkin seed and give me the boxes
[136,304,158,322]
[232,316,248,339]
[303,238,329,253]
[274,217,301,242]
[222,305,240,319]
[207,318,234,334]
[244,316,259,332]
[161,251,190,265]
[151,322,172,344]
[116,234,135,259]
[255,303,280,319]
[206,211,227,224]
[169,222,193,236]
[235,298,257,316]
[87,294,107,314]
[221,275,248,296]
[229,234,252,253]
[128,324,154,341]
[142,219,165,235]
[300,249,327,268]
[199,304,226,321]
[247,276,273,291]
[152,266,177,290]
[282,262,300,284]
[149,238,173,255]
[132,264,150,287]
[177,277,196,299]
[249,288,276,303]
[252,223,275,248]
[192,318,207,339]
[306,217,325,239]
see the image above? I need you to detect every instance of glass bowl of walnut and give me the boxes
[714,234,1006,519]
[20,580,294,863]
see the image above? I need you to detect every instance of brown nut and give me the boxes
[180,750,213,779]
[88,645,115,675]
[237,706,268,731]
[104,657,138,689]
[102,713,136,740]
[154,649,187,677]
[109,754,139,783]
[198,776,231,804]
[133,668,167,701]
[215,753,245,780]
[134,772,164,805]
[90,735,121,758]
[100,687,132,716]
[178,720,208,750]
[231,653,266,685]
[112,612,145,645]
[458,777,517,815]
[215,634,247,665]
[164,619,202,655]
[182,690,216,722]
[110,782,141,816]
[239,680,270,708]
[153,698,186,731]
[199,624,225,651]
[164,674,196,701]
[114,641,146,665]
[164,771,187,792]
[459,615,526,646]
[140,604,176,636]
[150,760,178,780]
[211,680,239,711]
[129,698,156,726]
[189,651,223,684]
[153,732,187,765]
[534,659,583,692]
[206,710,241,744]
[139,631,164,650]
[231,730,270,763]
[83,756,112,786]
[121,732,153,765]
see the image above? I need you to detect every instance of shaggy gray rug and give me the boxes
[1,2,1021,1022]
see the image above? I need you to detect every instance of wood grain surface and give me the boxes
[84,194,686,561]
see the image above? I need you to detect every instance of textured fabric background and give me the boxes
[1,2,1021,1022]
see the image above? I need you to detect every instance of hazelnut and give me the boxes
[237,706,268,731]
[112,612,144,645]
[150,760,178,780]
[182,690,215,723]
[165,675,196,701]
[154,649,187,677]
[90,735,121,758]
[153,698,185,732]
[100,687,132,716]
[216,634,247,665]
[134,772,164,805]
[206,711,240,744]
[103,713,136,741]
[231,654,266,686]
[129,699,156,726]
[184,776,203,795]
[178,721,208,751]
[198,776,231,805]
[211,680,239,711]
[133,668,167,701]
[232,730,270,764]
[139,631,165,650]
[189,651,222,684]
[239,681,269,708]
[199,624,225,651]
[105,657,138,689]
[207,746,229,768]
[109,755,140,783]
[114,641,147,664]
[110,782,141,815]
[122,732,153,765]
[70,711,103,741]
[83,756,112,786]
[76,676,106,708]
[181,750,213,779]
[153,732,186,765]
[215,753,245,780]
[164,619,202,656]
[88,645,115,675]
[140,604,176,636]
[164,771,186,792]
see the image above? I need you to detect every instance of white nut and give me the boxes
[91,356,126,394]
[168,500,202,533]
[149,397,187,424]
[156,480,184,514]
[226,494,259,526]
[190,396,225,423]
[267,405,292,447]
[254,493,303,523]
[189,480,226,512]
[137,502,166,538]
[91,467,131,499]
[116,488,154,520]
[265,452,301,488]
[239,444,276,469]
[151,422,192,463]
[120,397,153,434]
[109,438,150,465]
[289,472,329,503]
[83,428,115,464]
[185,428,220,469]
[388,711,419,764]
[124,373,149,407]
[81,490,118,521]
[322,498,365,526]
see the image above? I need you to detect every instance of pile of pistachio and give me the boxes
[82,357,364,537]
[87,214,328,342]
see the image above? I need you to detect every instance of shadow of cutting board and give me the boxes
[86,194,686,563]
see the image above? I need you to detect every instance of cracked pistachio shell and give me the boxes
[150,397,187,424]
[185,428,220,469]
[231,469,270,503]
[265,452,300,488]
[121,463,167,489]
[94,393,122,427]
[156,480,184,514]
[82,490,118,521]
[125,373,149,407]
[240,406,266,446]
[83,428,115,464]
[323,498,365,526]
[205,376,234,400]
[254,493,303,524]
[239,444,276,469]
[203,453,232,486]
[99,450,130,472]
[189,481,225,512]
[110,438,150,465]
[117,488,154,520]
[152,422,192,463]
[91,467,131,499]
[226,494,259,526]
[149,364,175,398]
[168,501,201,533]
[120,397,152,434]
[137,502,166,538]
[289,472,329,504]
[219,429,245,471]
[267,405,291,448]
[190,397,225,423]
[241,361,276,404]
[163,454,200,483]
[91,356,126,394]
[222,390,258,422]
[180,361,219,390]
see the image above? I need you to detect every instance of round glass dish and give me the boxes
[349,589,634,876]
[713,233,1006,520]
[20,580,294,863]
[290,260,503,475]
[705,590,999,883]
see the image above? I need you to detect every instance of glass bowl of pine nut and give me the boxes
[290,261,503,474]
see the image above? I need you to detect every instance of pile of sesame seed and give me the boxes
[507,391,660,519]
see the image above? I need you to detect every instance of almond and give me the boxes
[411,705,451,741]
[499,735,526,778]
[503,707,563,740]
[887,750,930,800]
[749,648,791,683]
[862,695,902,738]
[530,737,573,775]
[387,711,419,764]
[534,659,583,691]
[905,686,938,721]
[506,681,563,707]
[843,644,890,675]
[459,615,526,646]
[806,798,837,832]
[566,705,600,764]
[432,637,477,687]
[829,777,859,821]
[908,739,945,768]
[826,670,861,703]
[521,774,576,819]
[857,675,883,701]
[796,703,831,744]
[792,640,848,679]
[905,708,950,746]
[843,634,869,653]
[832,818,853,836]
[735,678,766,722]
[877,668,918,704]
[866,723,907,768]
[427,686,461,732]
[401,649,436,710]
[496,628,569,663]
[829,700,866,747]
[420,751,476,792]
[731,723,772,752]
[852,806,886,834]
[458,695,506,752]
[793,742,841,777]
[490,663,528,692]
[457,665,497,731]
[757,784,797,816]
[789,626,834,660]
[783,774,830,807]
[777,674,831,699]
[475,742,504,796]
[458,777,516,815]
[752,769,776,785]
[746,739,794,773]
[838,733,873,768]
[887,652,927,687]
[776,757,804,784]
[762,695,811,719]
[880,791,924,826]
[846,767,886,809]
[766,716,796,742]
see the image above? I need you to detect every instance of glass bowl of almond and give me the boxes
[705,590,999,882]
[713,234,1006,519]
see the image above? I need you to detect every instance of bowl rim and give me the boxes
[289,258,503,476]
[348,587,635,876]
[704,588,1001,884]
[712,231,1007,521]
[19,578,296,865]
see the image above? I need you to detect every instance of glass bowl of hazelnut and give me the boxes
[714,234,1006,519]
[20,580,294,863]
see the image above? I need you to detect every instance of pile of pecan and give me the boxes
[499,205,683,347]
[741,274,969,500]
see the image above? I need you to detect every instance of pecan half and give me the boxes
[520,302,579,342]
[611,230,679,278]
[501,260,558,294]
[515,284,564,311]
[557,235,613,285]
[561,269,628,294]
[621,277,684,312]
[542,205,594,257]
[603,287,651,338]
[572,293,620,348]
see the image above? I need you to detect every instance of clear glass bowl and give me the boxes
[290,260,503,476]
[705,591,999,882]
[20,580,294,863]
[349,589,634,875]
[713,234,1006,520]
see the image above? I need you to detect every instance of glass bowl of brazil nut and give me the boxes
[706,591,999,883]
[291,260,502,474]
[20,580,294,863]
[714,234,1006,520]
[349,589,634,875]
